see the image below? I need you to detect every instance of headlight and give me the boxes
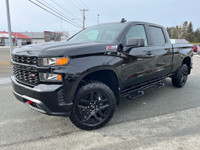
[39,57,70,66]
[39,73,62,82]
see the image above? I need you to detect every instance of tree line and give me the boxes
[166,21,200,43]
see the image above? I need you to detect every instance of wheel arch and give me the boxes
[76,67,121,105]
[182,56,192,74]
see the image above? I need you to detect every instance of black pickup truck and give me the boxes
[11,21,193,130]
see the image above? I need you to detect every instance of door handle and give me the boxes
[146,51,152,56]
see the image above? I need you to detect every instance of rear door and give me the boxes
[147,25,173,79]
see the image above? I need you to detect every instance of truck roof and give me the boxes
[93,21,165,29]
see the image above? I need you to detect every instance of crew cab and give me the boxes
[11,21,193,130]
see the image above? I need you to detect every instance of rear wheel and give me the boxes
[70,81,116,130]
[172,64,189,88]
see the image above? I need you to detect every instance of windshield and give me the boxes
[68,23,127,43]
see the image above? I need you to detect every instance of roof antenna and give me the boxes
[121,18,127,23]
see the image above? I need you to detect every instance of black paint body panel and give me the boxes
[11,21,193,116]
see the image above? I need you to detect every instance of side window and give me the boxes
[126,25,148,46]
[149,26,165,45]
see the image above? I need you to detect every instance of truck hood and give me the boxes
[12,41,111,57]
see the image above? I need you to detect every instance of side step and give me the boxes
[127,90,144,100]
[154,82,165,89]
[123,80,166,100]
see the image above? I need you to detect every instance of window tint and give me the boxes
[84,30,99,41]
[126,25,148,46]
[149,26,165,45]
[69,23,127,43]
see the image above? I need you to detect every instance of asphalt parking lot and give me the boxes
[0,47,200,149]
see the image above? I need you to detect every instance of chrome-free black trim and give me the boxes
[11,75,72,116]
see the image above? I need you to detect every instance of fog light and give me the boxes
[39,73,62,82]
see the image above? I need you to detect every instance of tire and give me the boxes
[70,81,116,130]
[172,64,189,88]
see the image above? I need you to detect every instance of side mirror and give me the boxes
[126,38,145,48]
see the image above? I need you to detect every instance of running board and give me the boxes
[127,90,144,100]
[121,79,166,98]
[154,82,165,89]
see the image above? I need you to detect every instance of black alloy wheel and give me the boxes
[180,65,188,85]
[77,91,110,124]
[70,81,116,130]
[172,64,189,88]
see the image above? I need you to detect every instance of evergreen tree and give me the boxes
[186,22,194,42]
[167,21,200,43]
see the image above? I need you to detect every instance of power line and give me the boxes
[40,0,82,26]
[40,0,71,31]
[73,0,96,26]
[29,0,82,28]
[77,0,88,9]
[30,0,81,27]
[75,0,84,9]
[71,0,82,10]
[49,0,82,23]
[76,0,98,24]
[41,0,71,18]
[35,0,81,27]
[78,0,96,16]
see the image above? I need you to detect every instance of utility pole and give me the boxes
[80,9,88,29]
[97,14,100,24]
[5,0,13,57]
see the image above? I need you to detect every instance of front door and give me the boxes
[121,24,156,90]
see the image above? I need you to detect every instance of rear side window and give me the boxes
[126,25,148,46]
[149,26,165,45]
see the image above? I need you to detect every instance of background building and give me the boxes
[0,31,31,46]
[44,31,62,42]
[21,32,45,44]
[0,31,65,46]
[21,31,63,44]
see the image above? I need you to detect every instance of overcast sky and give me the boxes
[0,0,199,36]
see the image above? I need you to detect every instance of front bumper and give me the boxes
[11,75,73,116]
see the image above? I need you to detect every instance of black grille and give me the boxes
[13,64,39,85]
[12,55,38,65]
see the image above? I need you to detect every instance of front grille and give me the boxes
[12,55,38,65]
[13,64,39,85]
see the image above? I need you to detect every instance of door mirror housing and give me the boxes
[126,38,145,48]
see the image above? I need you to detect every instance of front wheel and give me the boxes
[172,64,189,88]
[70,81,116,130]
